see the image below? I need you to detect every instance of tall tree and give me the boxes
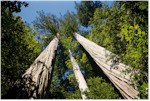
[33,11,78,98]
[15,36,59,99]
[73,32,139,99]
[87,1,148,99]
[68,49,89,99]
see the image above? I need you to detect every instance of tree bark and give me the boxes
[68,49,89,99]
[73,32,139,99]
[15,36,59,99]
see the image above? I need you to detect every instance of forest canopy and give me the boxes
[1,1,148,99]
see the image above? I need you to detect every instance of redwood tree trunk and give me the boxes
[15,36,59,99]
[73,32,139,99]
[69,49,89,99]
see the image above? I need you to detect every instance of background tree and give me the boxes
[1,1,41,98]
[75,1,102,27]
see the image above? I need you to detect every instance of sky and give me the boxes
[16,1,113,27]
[17,1,79,26]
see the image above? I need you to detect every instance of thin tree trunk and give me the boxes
[15,36,59,99]
[73,32,139,99]
[68,49,89,99]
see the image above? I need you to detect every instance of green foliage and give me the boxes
[33,11,60,49]
[59,12,79,52]
[75,1,102,27]
[66,74,82,99]
[79,53,94,78]
[84,77,119,99]
[59,12,79,36]
[137,82,148,99]
[1,1,28,13]
[1,1,41,97]
[49,41,68,99]
[34,11,59,35]
[65,59,72,69]
[67,89,82,99]
[117,4,148,99]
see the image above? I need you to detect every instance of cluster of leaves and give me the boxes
[87,1,148,99]
[84,77,119,99]
[1,1,41,97]
[75,1,102,27]
[33,11,60,48]
[1,1,28,13]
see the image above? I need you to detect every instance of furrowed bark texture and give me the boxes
[69,49,89,99]
[73,32,139,99]
[16,36,59,99]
